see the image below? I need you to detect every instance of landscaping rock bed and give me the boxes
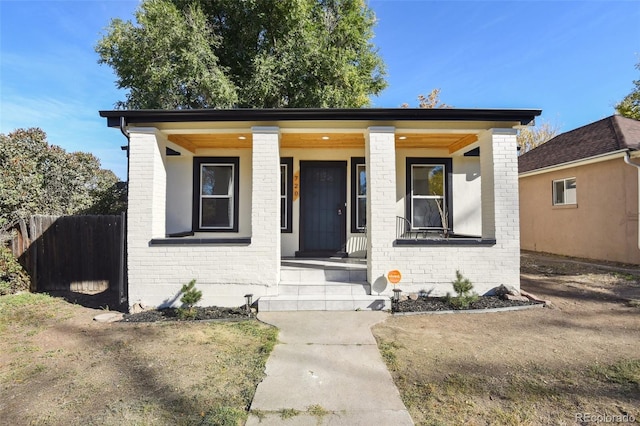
[120,306,253,322]
[119,297,542,320]
[393,295,542,313]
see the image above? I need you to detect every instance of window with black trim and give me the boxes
[350,157,366,233]
[280,157,293,232]
[406,158,453,230]
[552,177,576,205]
[193,157,239,232]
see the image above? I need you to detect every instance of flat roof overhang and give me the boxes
[99,107,542,128]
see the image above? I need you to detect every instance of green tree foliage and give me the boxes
[615,60,640,120]
[96,0,237,109]
[0,246,30,295]
[96,0,387,109]
[446,270,478,309]
[0,128,124,229]
[178,279,202,319]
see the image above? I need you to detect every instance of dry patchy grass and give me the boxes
[374,254,640,425]
[0,293,277,425]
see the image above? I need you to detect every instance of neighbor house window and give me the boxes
[281,157,293,232]
[193,157,239,232]
[553,177,576,205]
[406,158,453,230]
[351,158,366,233]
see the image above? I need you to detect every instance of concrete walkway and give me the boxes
[246,311,413,426]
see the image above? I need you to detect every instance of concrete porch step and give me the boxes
[280,267,367,284]
[269,258,376,311]
[278,282,371,296]
[258,295,389,312]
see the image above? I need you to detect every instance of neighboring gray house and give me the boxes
[100,108,540,311]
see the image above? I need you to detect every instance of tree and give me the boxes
[96,0,387,109]
[402,88,451,109]
[517,121,560,154]
[96,0,237,109]
[615,60,640,120]
[0,128,124,230]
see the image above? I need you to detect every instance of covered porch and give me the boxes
[100,108,540,310]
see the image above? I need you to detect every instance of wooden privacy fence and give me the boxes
[12,214,126,303]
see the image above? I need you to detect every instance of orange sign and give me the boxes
[387,270,402,284]
[293,171,300,201]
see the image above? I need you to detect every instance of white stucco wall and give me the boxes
[393,149,482,236]
[394,148,449,221]
[165,145,371,259]
[452,155,482,235]
[166,147,254,237]
[165,152,192,234]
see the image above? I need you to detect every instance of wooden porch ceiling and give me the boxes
[167,132,478,154]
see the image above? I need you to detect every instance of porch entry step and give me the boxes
[278,282,371,296]
[258,295,389,312]
[269,258,377,311]
[280,268,367,284]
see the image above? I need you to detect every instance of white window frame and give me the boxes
[355,163,366,231]
[281,163,287,230]
[552,177,577,206]
[280,157,293,233]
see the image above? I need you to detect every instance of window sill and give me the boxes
[394,237,496,246]
[552,204,578,209]
[150,237,251,246]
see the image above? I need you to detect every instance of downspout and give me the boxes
[119,115,131,190]
[623,151,640,250]
[119,116,130,307]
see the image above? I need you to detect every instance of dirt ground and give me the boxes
[373,252,640,425]
[1,251,639,425]
[0,295,277,425]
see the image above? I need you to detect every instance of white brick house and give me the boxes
[100,108,540,310]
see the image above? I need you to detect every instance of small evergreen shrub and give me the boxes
[177,279,202,319]
[446,270,478,309]
[0,246,30,295]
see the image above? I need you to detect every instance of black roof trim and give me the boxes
[100,108,541,128]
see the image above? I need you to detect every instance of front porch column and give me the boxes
[365,127,396,290]
[126,127,167,304]
[127,127,167,245]
[479,128,520,285]
[251,127,281,288]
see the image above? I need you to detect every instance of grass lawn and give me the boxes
[373,255,640,425]
[0,293,277,425]
[2,253,639,425]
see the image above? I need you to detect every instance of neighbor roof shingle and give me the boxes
[518,115,640,173]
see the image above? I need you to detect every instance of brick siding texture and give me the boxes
[126,129,280,308]
[370,129,521,297]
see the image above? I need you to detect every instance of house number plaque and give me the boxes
[293,171,300,201]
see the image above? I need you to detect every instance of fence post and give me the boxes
[29,216,37,292]
[118,212,127,305]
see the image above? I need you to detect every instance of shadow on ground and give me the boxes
[45,289,125,312]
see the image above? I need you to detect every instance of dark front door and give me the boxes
[299,161,347,254]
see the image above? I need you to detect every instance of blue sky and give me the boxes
[1,0,639,180]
